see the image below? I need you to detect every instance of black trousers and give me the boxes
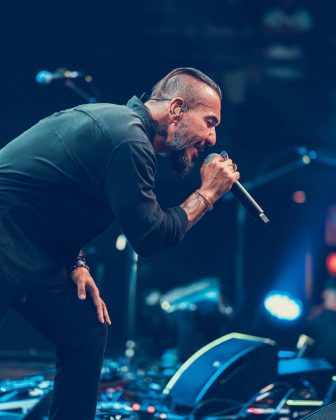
[0,267,108,420]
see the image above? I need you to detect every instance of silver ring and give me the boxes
[232,162,237,172]
[220,150,229,161]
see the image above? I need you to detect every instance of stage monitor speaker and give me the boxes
[301,402,336,419]
[163,332,277,412]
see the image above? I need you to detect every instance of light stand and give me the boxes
[125,243,139,359]
[228,147,336,319]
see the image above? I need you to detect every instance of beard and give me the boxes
[167,120,197,177]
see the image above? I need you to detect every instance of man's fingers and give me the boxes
[74,276,110,325]
[94,297,111,325]
[102,301,111,325]
[89,285,104,324]
[93,297,105,324]
[77,280,86,300]
[90,284,111,325]
[87,282,100,300]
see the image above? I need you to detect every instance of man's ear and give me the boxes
[174,107,182,116]
[170,97,186,118]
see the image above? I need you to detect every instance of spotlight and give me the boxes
[115,234,127,251]
[326,252,336,277]
[292,191,306,204]
[264,291,303,321]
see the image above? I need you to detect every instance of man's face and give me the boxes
[167,89,221,176]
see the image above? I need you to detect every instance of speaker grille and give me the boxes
[163,333,277,411]
[302,402,336,419]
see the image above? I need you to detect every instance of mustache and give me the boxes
[168,135,201,152]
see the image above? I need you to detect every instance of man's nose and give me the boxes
[206,131,216,147]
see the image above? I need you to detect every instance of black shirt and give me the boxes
[0,96,188,298]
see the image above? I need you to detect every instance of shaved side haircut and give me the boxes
[149,67,222,109]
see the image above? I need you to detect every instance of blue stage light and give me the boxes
[264,291,303,321]
[35,70,53,84]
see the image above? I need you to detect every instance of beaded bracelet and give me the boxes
[71,250,90,272]
[71,258,90,272]
[194,190,213,211]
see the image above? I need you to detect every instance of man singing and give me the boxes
[0,67,239,419]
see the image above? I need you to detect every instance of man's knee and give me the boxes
[78,321,108,356]
[88,321,108,354]
[58,320,108,362]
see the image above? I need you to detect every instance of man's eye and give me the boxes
[207,121,213,127]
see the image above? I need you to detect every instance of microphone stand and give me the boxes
[230,147,336,320]
[125,242,139,362]
[64,80,98,103]
[36,68,101,103]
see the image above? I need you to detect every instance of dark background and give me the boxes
[0,0,336,357]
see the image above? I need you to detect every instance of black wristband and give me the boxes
[194,190,213,210]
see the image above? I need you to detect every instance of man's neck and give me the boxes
[145,102,169,153]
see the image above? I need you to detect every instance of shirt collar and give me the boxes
[126,96,155,141]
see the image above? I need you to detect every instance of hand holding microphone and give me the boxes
[199,151,270,224]
[199,152,240,204]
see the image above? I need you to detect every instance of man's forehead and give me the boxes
[196,92,221,121]
[197,83,220,102]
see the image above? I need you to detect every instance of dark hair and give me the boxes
[149,67,222,109]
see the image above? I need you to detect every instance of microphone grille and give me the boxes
[204,153,219,164]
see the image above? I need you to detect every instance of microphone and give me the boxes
[231,181,270,224]
[216,151,270,224]
[35,68,90,85]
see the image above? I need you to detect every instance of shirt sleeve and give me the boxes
[102,140,188,257]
